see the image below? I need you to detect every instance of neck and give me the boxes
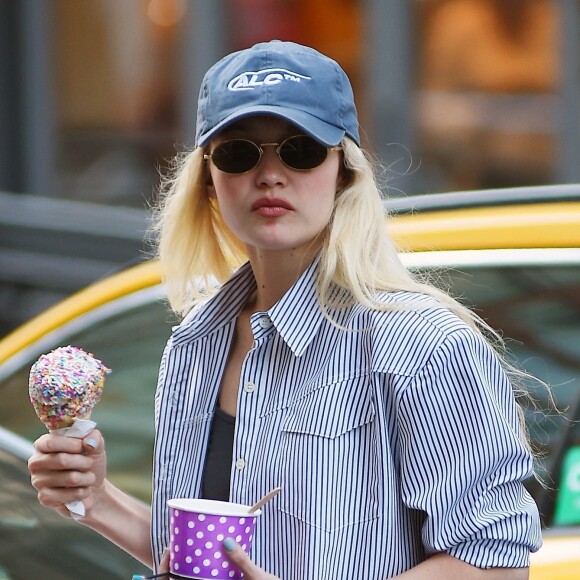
[246,245,319,311]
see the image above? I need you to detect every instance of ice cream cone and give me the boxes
[29,345,109,430]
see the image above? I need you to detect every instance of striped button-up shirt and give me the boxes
[152,259,542,579]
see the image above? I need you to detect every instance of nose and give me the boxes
[255,145,287,187]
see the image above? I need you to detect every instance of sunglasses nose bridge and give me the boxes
[256,141,284,167]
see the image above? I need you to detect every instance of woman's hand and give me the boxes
[28,429,107,518]
[223,538,279,580]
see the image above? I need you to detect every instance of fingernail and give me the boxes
[85,438,98,449]
[223,537,236,552]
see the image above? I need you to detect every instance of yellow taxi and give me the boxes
[1,185,579,579]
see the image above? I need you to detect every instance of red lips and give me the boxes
[251,197,294,211]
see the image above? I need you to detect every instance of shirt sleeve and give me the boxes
[397,327,542,569]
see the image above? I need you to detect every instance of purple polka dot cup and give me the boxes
[167,498,261,580]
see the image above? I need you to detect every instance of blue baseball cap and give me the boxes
[195,40,360,148]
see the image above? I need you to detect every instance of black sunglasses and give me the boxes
[204,135,342,174]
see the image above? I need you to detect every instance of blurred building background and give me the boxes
[0,0,579,335]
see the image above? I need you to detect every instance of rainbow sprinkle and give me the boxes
[28,345,110,430]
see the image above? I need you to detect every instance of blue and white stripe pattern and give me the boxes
[151,259,542,578]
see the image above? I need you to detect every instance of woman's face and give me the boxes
[206,116,343,258]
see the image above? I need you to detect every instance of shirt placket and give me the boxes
[230,311,275,505]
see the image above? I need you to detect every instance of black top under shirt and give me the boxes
[201,407,236,501]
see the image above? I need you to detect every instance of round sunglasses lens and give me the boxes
[280,136,328,170]
[211,140,261,173]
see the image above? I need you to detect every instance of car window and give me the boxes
[0,297,176,502]
[436,263,580,526]
[0,447,150,578]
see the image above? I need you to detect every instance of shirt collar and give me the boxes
[265,256,326,357]
[171,256,330,356]
[171,262,256,346]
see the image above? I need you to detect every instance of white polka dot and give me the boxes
[193,567,200,574]
[205,541,213,549]
[198,514,206,521]
[211,570,219,577]
[175,545,179,552]
[174,509,179,517]
[214,551,222,558]
[241,544,247,551]
[186,556,192,564]
[174,527,179,534]
[229,571,236,578]
[207,523,215,531]
[222,561,229,569]
[203,559,211,566]
[228,525,236,533]
[170,516,174,524]
[187,539,193,546]
[174,563,180,570]
[235,534,242,542]
[245,526,251,533]
[239,518,246,524]
[196,531,204,539]
[217,533,224,541]
[219,517,227,524]
[195,549,202,556]
[188,521,195,528]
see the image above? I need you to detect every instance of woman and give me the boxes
[29,40,541,579]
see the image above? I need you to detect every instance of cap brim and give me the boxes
[197,105,346,148]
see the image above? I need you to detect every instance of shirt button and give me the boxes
[258,316,272,329]
[235,458,246,470]
[244,382,256,393]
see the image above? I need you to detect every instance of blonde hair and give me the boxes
[152,147,246,313]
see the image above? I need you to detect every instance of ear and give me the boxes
[336,164,352,194]
[205,168,216,198]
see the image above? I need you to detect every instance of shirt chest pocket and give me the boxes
[279,375,381,532]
